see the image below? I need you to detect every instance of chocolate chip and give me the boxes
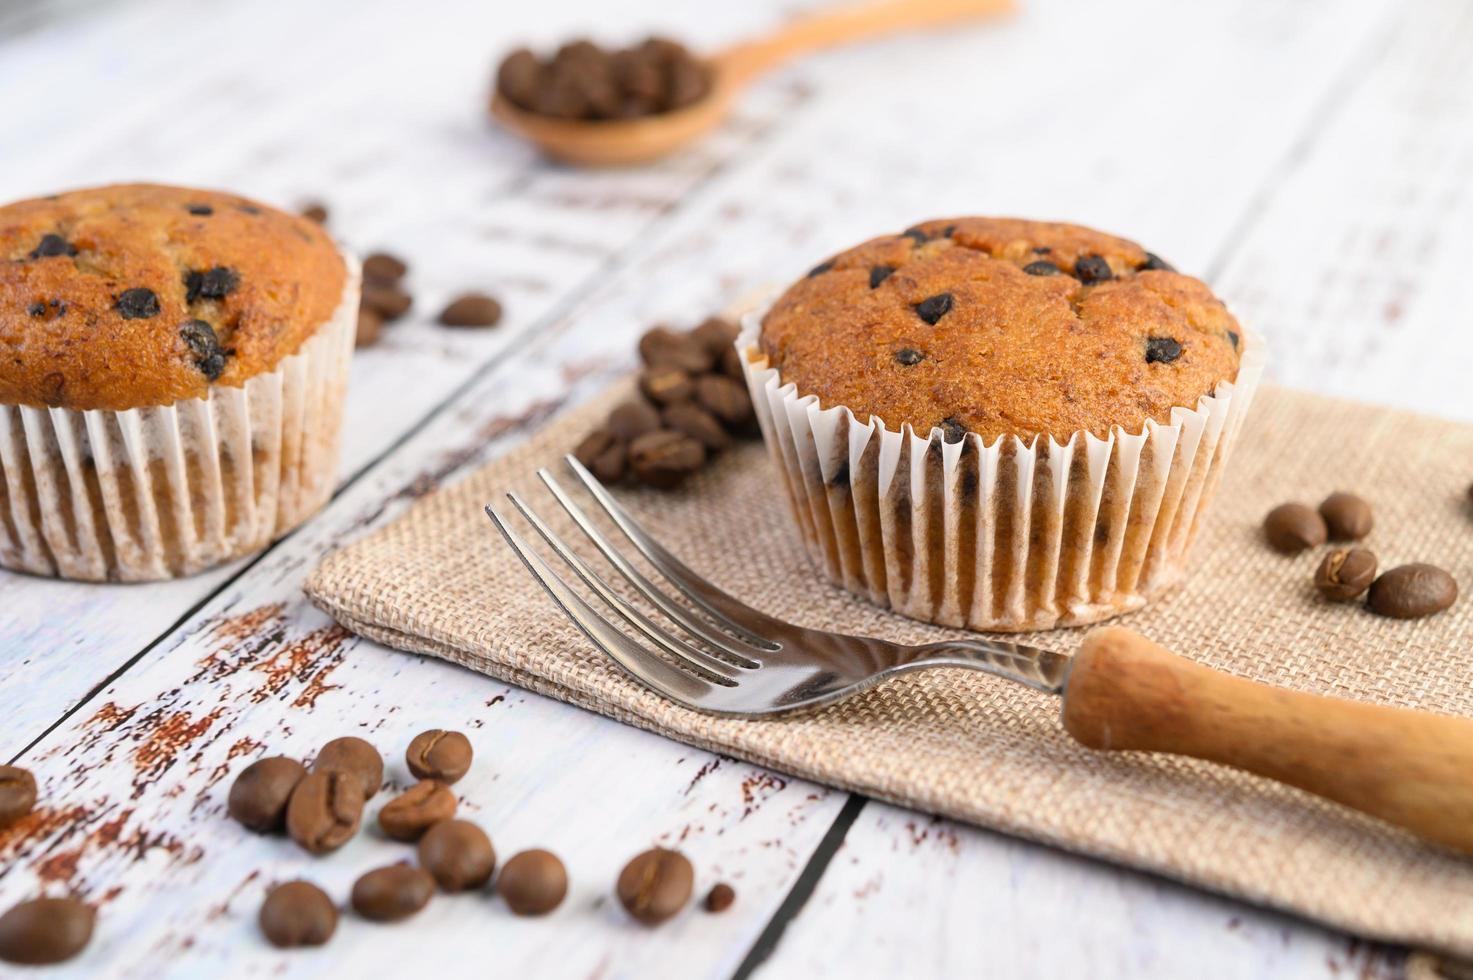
[0,766,37,830]
[418,820,496,892]
[617,848,693,926]
[28,234,76,260]
[227,756,306,833]
[1227,330,1240,350]
[115,288,160,319]
[362,252,408,283]
[361,283,413,321]
[236,204,262,215]
[1319,491,1373,541]
[894,348,924,366]
[1145,336,1183,364]
[258,882,336,949]
[1032,245,1052,255]
[1074,255,1113,283]
[705,883,736,913]
[27,302,46,317]
[902,227,930,245]
[869,265,896,288]
[807,260,834,278]
[608,400,661,442]
[662,403,730,451]
[180,320,228,380]
[498,849,568,916]
[0,897,95,965]
[378,780,457,842]
[312,736,383,799]
[1367,564,1458,619]
[438,293,502,328]
[351,865,436,922]
[186,203,214,216]
[913,293,954,325]
[629,430,705,488]
[184,266,240,303]
[938,417,967,444]
[1314,548,1377,602]
[405,729,473,784]
[1263,502,1327,554]
[1023,260,1060,276]
[1141,252,1174,271]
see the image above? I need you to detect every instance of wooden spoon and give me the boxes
[490,0,1017,167]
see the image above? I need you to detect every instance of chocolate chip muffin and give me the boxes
[740,217,1265,631]
[0,183,360,581]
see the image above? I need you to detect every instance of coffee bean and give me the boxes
[438,293,503,328]
[913,293,954,326]
[894,347,924,366]
[869,265,896,288]
[227,756,306,833]
[1263,503,1327,554]
[406,730,473,784]
[362,252,408,283]
[187,203,214,216]
[0,898,95,965]
[28,234,77,260]
[299,202,328,224]
[1074,255,1113,283]
[807,260,834,278]
[639,366,694,405]
[638,327,714,373]
[574,428,628,484]
[574,427,618,466]
[1318,491,1373,541]
[1022,260,1060,276]
[356,308,384,348]
[719,345,744,380]
[608,400,661,442]
[1145,337,1183,364]
[694,375,753,427]
[662,403,730,451]
[115,288,160,319]
[0,766,37,829]
[1367,564,1458,619]
[351,864,436,922]
[361,282,413,322]
[418,820,496,892]
[629,430,705,489]
[180,319,228,381]
[286,770,365,854]
[498,849,568,916]
[313,737,383,799]
[691,317,740,356]
[378,780,457,842]
[616,848,693,925]
[1314,548,1377,602]
[258,881,336,949]
[704,883,735,913]
[1141,252,1174,271]
[184,266,240,303]
[497,48,542,108]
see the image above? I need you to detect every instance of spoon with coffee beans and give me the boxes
[490,0,1014,166]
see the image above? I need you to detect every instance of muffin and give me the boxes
[739,217,1265,631]
[0,183,360,581]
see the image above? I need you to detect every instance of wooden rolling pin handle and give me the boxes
[1061,626,1473,855]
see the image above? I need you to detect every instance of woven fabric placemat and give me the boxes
[307,382,1473,957]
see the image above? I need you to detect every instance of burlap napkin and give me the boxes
[306,382,1473,958]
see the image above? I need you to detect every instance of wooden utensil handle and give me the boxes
[1061,626,1473,854]
[716,0,1017,87]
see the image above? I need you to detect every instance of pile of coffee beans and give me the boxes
[575,317,756,489]
[1263,491,1459,619]
[495,38,712,121]
[0,766,97,967]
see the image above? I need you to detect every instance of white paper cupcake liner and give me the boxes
[0,255,360,582]
[738,302,1266,632]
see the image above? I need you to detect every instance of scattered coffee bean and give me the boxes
[362,252,408,283]
[639,366,694,405]
[913,292,954,326]
[869,265,896,288]
[286,770,365,855]
[313,737,383,799]
[351,864,436,923]
[1145,336,1183,364]
[0,765,37,829]
[574,428,628,483]
[639,327,715,373]
[616,848,693,926]
[1074,255,1113,283]
[719,344,744,379]
[1319,491,1373,541]
[258,881,336,949]
[356,308,384,348]
[115,288,160,319]
[608,400,662,442]
[180,319,228,380]
[1141,252,1174,271]
[187,203,214,216]
[438,293,503,328]
[690,317,740,356]
[28,234,77,260]
[361,282,413,322]
[378,780,458,842]
[228,756,306,833]
[694,374,753,427]
[704,883,735,913]
[0,897,95,965]
[1022,260,1060,276]
[406,730,473,784]
[894,347,924,366]
[1367,564,1458,620]
[184,266,240,303]
[1263,503,1327,555]
[1314,548,1377,602]
[299,202,328,224]
[418,820,496,892]
[498,849,568,916]
[662,403,730,451]
[629,430,705,489]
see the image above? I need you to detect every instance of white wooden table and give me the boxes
[2,0,1470,976]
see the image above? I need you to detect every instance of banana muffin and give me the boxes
[740,217,1264,631]
[0,183,360,581]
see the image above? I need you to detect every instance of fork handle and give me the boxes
[1061,627,1473,854]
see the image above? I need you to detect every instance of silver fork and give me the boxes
[485,455,1473,855]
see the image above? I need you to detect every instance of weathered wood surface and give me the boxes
[0,0,1469,976]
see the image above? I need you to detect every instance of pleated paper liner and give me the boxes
[0,256,360,582]
[738,304,1267,631]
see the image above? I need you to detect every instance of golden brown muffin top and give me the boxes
[759,217,1244,443]
[0,183,346,411]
